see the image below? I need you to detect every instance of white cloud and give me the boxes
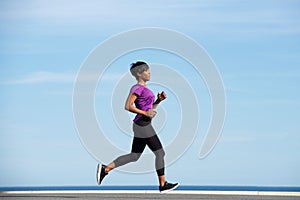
[1,0,299,35]
[223,71,300,79]
[220,130,292,144]
[1,70,130,85]
[0,0,115,21]
[3,71,76,84]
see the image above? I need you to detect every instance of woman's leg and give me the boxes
[105,137,146,173]
[145,134,166,186]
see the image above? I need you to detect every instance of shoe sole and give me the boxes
[160,183,180,194]
[96,164,102,185]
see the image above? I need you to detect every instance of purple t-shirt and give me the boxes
[130,84,155,122]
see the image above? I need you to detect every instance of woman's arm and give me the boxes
[152,91,167,109]
[125,93,156,117]
[125,93,144,114]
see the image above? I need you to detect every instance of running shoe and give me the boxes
[159,181,179,193]
[96,164,108,185]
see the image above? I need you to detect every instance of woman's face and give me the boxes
[139,68,150,82]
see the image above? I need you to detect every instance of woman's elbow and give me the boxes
[125,104,130,111]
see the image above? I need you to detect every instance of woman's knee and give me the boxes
[154,148,165,158]
[130,152,141,162]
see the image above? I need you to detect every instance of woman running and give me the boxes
[96,61,178,193]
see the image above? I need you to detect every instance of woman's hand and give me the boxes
[157,91,167,101]
[153,91,167,109]
[145,109,157,118]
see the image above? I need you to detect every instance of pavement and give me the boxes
[1,190,300,200]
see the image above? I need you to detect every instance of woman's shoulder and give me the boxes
[130,84,144,94]
[130,83,143,90]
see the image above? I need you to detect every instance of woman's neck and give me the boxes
[138,79,146,87]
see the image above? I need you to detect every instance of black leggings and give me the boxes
[113,123,165,176]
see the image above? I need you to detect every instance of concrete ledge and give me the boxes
[2,190,300,196]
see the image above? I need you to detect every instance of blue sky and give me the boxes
[1,0,300,187]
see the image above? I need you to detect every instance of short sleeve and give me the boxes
[130,84,144,96]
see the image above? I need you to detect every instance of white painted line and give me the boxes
[1,190,158,195]
[1,190,300,196]
[258,191,300,196]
